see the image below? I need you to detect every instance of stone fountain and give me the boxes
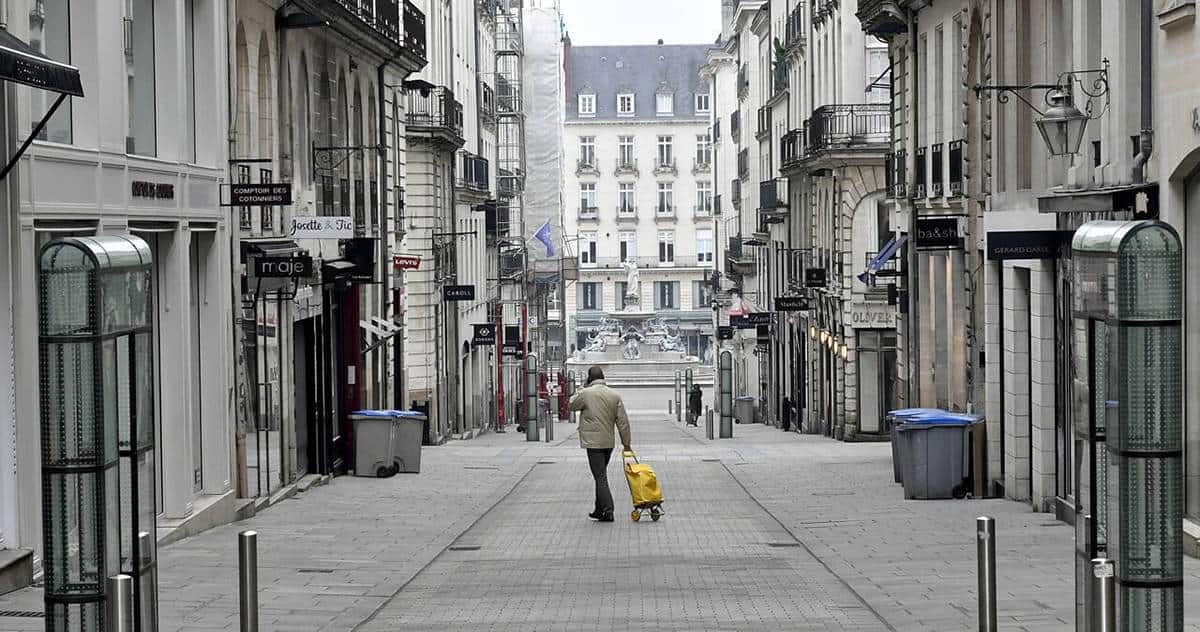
[567,262,713,398]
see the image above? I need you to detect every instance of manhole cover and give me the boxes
[448,545,482,551]
[0,611,44,618]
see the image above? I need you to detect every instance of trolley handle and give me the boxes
[621,449,638,463]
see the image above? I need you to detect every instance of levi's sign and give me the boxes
[392,254,421,270]
[290,216,354,239]
[253,256,313,278]
[230,183,293,206]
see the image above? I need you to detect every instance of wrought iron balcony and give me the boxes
[693,202,714,219]
[731,179,742,209]
[772,60,788,98]
[691,159,711,175]
[737,149,750,180]
[802,104,889,154]
[785,4,806,51]
[857,0,908,39]
[578,205,599,221]
[485,201,508,243]
[497,167,521,199]
[457,151,490,192]
[616,205,638,222]
[653,158,677,176]
[479,80,496,123]
[615,158,639,177]
[725,236,757,276]
[576,159,600,177]
[654,203,676,219]
[737,63,750,101]
[405,86,464,147]
[730,110,741,143]
[756,105,772,140]
[781,128,805,167]
[758,178,788,223]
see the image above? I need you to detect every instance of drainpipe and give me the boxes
[1131,0,1153,184]
[906,10,921,408]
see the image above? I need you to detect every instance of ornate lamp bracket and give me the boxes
[974,58,1110,119]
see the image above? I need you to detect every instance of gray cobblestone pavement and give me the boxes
[4,402,1200,631]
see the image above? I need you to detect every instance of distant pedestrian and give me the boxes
[568,366,632,523]
[688,385,703,426]
[781,396,793,431]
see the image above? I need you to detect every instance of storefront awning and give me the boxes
[1037,182,1158,215]
[241,239,303,259]
[0,28,84,182]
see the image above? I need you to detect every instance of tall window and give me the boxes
[695,133,712,166]
[128,0,157,155]
[696,181,713,214]
[579,282,600,310]
[35,0,72,143]
[656,182,673,215]
[656,135,673,167]
[697,229,714,263]
[655,91,674,116]
[616,282,629,309]
[934,26,944,142]
[184,0,197,161]
[655,281,678,309]
[618,135,634,166]
[579,135,595,166]
[580,232,598,264]
[618,93,635,116]
[658,230,675,263]
[579,183,597,211]
[695,92,711,114]
[865,47,890,105]
[693,280,713,308]
[619,231,637,263]
[618,183,635,213]
[578,93,596,116]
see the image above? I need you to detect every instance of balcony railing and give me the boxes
[857,0,907,39]
[576,159,599,176]
[327,0,421,54]
[773,60,788,97]
[756,105,772,140]
[615,158,639,177]
[655,203,675,219]
[785,4,806,51]
[653,158,677,175]
[405,86,464,143]
[731,179,741,209]
[725,236,757,275]
[737,149,750,180]
[731,110,741,143]
[616,205,638,222]
[694,203,713,218]
[578,205,599,220]
[712,119,722,142]
[737,63,749,101]
[691,159,711,175]
[479,80,496,122]
[802,104,889,154]
[457,151,489,191]
[758,178,788,223]
[781,128,805,167]
[498,167,519,199]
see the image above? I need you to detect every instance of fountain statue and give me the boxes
[622,260,642,309]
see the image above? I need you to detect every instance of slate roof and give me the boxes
[567,44,713,122]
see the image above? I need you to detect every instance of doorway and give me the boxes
[293,320,314,476]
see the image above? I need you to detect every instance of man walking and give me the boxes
[568,366,631,522]
[688,384,702,427]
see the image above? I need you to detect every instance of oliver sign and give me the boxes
[847,303,897,329]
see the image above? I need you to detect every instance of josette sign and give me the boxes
[289,216,354,239]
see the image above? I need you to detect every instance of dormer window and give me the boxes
[695,92,711,114]
[578,93,596,116]
[617,93,635,116]
[656,91,674,116]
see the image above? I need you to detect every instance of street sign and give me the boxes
[804,268,827,287]
[230,183,292,206]
[443,285,476,301]
[472,323,496,345]
[392,253,420,270]
[253,255,312,278]
[774,295,809,311]
[717,325,734,340]
[731,312,771,329]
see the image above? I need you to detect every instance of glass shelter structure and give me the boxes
[39,236,159,631]
[1072,220,1183,631]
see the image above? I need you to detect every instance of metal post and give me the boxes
[685,368,694,424]
[239,530,258,632]
[525,355,538,441]
[706,409,714,440]
[719,351,733,438]
[1091,557,1115,632]
[545,373,554,444]
[106,574,133,632]
[674,371,682,423]
[976,516,997,632]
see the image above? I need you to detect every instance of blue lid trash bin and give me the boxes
[350,410,427,477]
[896,413,983,500]
[887,408,945,483]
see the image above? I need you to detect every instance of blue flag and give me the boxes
[534,220,555,256]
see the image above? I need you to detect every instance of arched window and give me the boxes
[297,52,310,189]
[234,23,250,158]
[336,72,349,216]
[367,90,378,228]
[257,33,273,161]
[352,82,364,228]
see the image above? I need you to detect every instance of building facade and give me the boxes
[563,43,717,361]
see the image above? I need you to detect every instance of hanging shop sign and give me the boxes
[131,181,174,199]
[774,296,809,312]
[915,216,963,250]
[804,268,827,288]
[848,303,898,329]
[985,230,1068,260]
[502,325,524,357]
[289,216,354,239]
[392,253,421,270]
[756,324,770,344]
[717,325,734,340]
[472,323,496,346]
[443,285,476,301]
[253,255,313,278]
[230,183,292,206]
[731,312,771,329]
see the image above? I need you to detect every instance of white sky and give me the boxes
[558,0,722,47]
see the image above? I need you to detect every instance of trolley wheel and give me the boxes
[631,510,641,522]
[650,507,662,521]
[375,465,394,478]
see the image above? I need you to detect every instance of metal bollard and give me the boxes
[706,409,714,440]
[1091,558,1115,632]
[239,530,259,632]
[976,516,997,632]
[106,574,133,632]
[668,400,672,414]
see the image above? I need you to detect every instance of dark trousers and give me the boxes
[587,448,614,515]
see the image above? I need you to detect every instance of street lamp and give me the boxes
[975,59,1110,157]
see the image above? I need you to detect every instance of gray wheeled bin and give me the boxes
[351,410,400,477]
[734,396,756,424]
[887,408,945,483]
[391,410,426,473]
[897,413,981,499]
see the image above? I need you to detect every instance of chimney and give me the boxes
[657,39,664,45]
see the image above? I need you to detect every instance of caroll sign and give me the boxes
[289,216,354,239]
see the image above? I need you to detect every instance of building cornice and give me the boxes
[565,117,710,128]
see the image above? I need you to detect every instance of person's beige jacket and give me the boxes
[568,379,632,449]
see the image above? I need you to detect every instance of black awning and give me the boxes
[1037,182,1158,215]
[0,28,83,96]
[242,239,302,257]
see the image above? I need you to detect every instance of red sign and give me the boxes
[392,254,420,270]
